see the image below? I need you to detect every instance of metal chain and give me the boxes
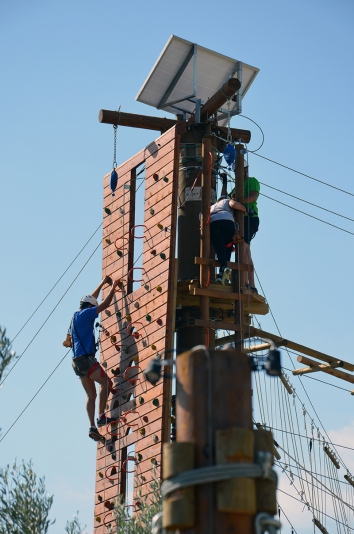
[113,124,117,169]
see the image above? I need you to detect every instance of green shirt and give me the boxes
[244,177,260,217]
[229,177,260,217]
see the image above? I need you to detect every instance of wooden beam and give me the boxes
[99,109,251,142]
[194,319,246,332]
[200,78,241,122]
[189,285,254,303]
[99,110,177,131]
[245,343,271,353]
[292,355,354,384]
[250,326,354,373]
[195,257,254,272]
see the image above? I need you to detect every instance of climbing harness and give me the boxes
[110,105,120,196]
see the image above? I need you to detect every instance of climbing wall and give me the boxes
[93,124,184,531]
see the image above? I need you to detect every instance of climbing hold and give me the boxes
[132,355,139,363]
[143,416,148,423]
[122,394,127,400]
[138,396,144,404]
[146,314,152,322]
[116,311,121,318]
[114,344,121,352]
[141,475,146,482]
[111,467,117,476]
[153,173,159,181]
[120,207,124,215]
[105,238,111,245]
[151,344,156,350]
[163,176,169,182]
[156,285,162,292]
[124,347,130,354]
[149,208,155,215]
[111,453,116,461]
[110,335,117,344]
[105,500,114,511]
[144,284,149,291]
[98,494,103,502]
[104,207,111,215]
[142,339,147,347]
[108,445,113,452]
[102,361,107,368]
[98,472,103,478]
[116,250,123,258]
[151,458,157,465]
[134,302,140,309]
[137,453,143,462]
[152,398,159,407]
[110,170,118,196]
[126,315,132,322]
[153,435,159,443]
[150,249,156,255]
[159,253,166,260]
[157,223,163,230]
[156,318,163,326]
[95,516,101,523]
[139,428,146,436]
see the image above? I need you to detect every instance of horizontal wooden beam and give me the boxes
[189,285,254,302]
[99,109,251,142]
[195,257,254,272]
[249,326,354,373]
[293,355,354,384]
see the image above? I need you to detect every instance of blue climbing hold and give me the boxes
[110,170,118,196]
[223,144,236,170]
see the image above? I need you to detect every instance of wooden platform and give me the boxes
[176,280,269,316]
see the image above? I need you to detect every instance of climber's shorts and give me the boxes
[72,355,103,379]
[243,217,259,245]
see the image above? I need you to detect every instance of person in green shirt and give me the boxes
[243,162,260,293]
[229,161,260,293]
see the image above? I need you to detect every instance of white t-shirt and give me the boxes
[210,198,234,223]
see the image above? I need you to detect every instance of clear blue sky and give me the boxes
[1,0,354,532]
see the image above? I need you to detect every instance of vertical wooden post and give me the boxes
[176,347,254,534]
[200,137,212,346]
[234,144,245,339]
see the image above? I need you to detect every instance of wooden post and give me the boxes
[200,78,241,122]
[234,144,246,341]
[176,347,254,534]
[200,137,212,346]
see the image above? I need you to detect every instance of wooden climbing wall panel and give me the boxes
[94,125,184,531]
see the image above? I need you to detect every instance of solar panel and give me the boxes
[136,35,259,124]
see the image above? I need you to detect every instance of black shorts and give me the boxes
[72,355,99,378]
[243,216,259,245]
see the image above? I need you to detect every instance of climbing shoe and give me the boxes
[221,268,232,285]
[89,426,102,441]
[97,414,116,428]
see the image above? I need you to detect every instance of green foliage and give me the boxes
[0,326,17,384]
[0,459,55,534]
[65,511,87,534]
[110,474,162,534]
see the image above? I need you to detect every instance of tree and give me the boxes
[110,474,163,534]
[0,459,55,534]
[65,511,87,534]
[0,326,17,384]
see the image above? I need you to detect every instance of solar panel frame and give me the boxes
[136,35,259,124]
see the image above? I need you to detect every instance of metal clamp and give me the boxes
[255,512,281,534]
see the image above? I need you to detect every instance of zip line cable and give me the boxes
[0,350,70,444]
[253,152,354,198]
[276,461,352,487]
[0,240,102,387]
[278,488,354,532]
[261,193,354,237]
[10,222,103,346]
[260,182,354,224]
[254,272,349,472]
